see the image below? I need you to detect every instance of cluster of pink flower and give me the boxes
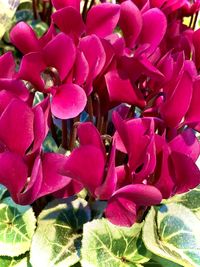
[0,0,200,226]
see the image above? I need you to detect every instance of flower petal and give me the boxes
[0,152,28,203]
[95,142,117,199]
[160,71,193,127]
[10,22,40,54]
[105,184,162,226]
[63,145,105,195]
[119,1,142,47]
[171,151,200,195]
[0,52,15,78]
[154,136,174,199]
[77,122,105,153]
[79,35,106,91]
[140,8,167,53]
[52,0,80,10]
[38,153,72,198]
[52,7,85,39]
[19,156,43,204]
[0,99,34,155]
[185,78,200,125]
[31,105,46,153]
[53,179,83,198]
[43,33,76,81]
[51,83,87,119]
[105,69,145,107]
[0,79,29,101]
[193,28,200,70]
[169,129,200,162]
[73,50,89,85]
[18,52,46,91]
[86,3,120,38]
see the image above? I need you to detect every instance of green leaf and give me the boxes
[143,255,182,267]
[81,219,150,267]
[28,20,48,38]
[33,92,44,106]
[0,197,36,257]
[90,200,107,219]
[143,203,200,267]
[42,133,58,153]
[0,253,30,267]
[0,0,20,38]
[15,10,33,23]
[0,184,7,200]
[30,198,91,267]
[165,185,200,219]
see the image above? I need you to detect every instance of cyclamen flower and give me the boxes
[0,0,200,229]
[60,121,162,226]
[0,95,79,204]
[0,52,29,101]
[113,112,200,198]
[11,29,87,119]
[62,122,117,199]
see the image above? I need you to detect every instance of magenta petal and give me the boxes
[140,8,167,52]
[36,97,51,136]
[31,105,46,153]
[51,83,87,119]
[105,69,145,107]
[169,129,200,162]
[105,193,137,227]
[39,23,56,48]
[138,55,164,80]
[193,28,200,69]
[0,52,15,78]
[52,7,85,38]
[43,33,76,81]
[19,156,43,204]
[0,79,29,101]
[0,152,28,203]
[77,122,105,153]
[0,90,16,116]
[79,35,106,80]
[0,99,34,155]
[86,3,120,38]
[112,184,162,206]
[18,52,46,91]
[134,136,156,183]
[112,111,129,152]
[160,71,193,127]
[38,153,72,198]
[53,179,83,198]
[63,145,105,195]
[105,184,162,226]
[154,136,174,199]
[119,1,142,48]
[10,22,40,54]
[52,0,80,10]
[171,151,200,194]
[95,143,117,200]
[74,51,89,85]
[185,79,200,125]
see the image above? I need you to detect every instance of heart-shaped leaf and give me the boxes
[0,253,31,267]
[143,203,200,267]
[30,198,91,267]
[0,197,36,257]
[165,185,200,218]
[0,184,7,200]
[81,218,150,267]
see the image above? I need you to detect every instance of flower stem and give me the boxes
[62,120,68,150]
[32,0,38,20]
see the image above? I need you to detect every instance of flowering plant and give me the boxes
[1,0,200,266]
